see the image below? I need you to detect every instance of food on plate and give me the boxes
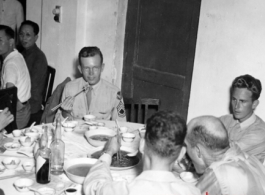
[66,164,92,177]
[90,135,111,142]
[91,150,140,168]
[25,136,31,143]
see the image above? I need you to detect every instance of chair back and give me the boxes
[124,98,160,124]
[42,65,56,107]
[0,87,17,133]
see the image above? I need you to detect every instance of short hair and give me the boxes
[78,47,103,65]
[0,25,14,39]
[187,117,229,151]
[20,20,39,35]
[145,111,186,157]
[232,74,262,100]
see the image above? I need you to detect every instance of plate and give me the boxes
[84,127,116,147]
[4,142,20,151]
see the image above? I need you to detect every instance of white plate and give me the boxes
[4,142,20,151]
[84,127,116,147]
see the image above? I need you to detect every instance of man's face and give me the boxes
[0,30,12,59]
[184,136,207,174]
[19,24,37,49]
[79,54,104,85]
[231,87,258,123]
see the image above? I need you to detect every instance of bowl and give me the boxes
[84,114,96,122]
[14,178,34,192]
[12,130,22,137]
[19,136,35,147]
[24,132,39,140]
[0,164,5,174]
[180,171,198,184]
[22,161,34,172]
[63,121,78,132]
[65,188,78,195]
[35,187,55,195]
[122,133,136,142]
[64,158,97,184]
[4,142,20,151]
[2,157,21,169]
[89,126,97,130]
[84,127,116,147]
[119,126,128,133]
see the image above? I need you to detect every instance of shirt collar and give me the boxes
[136,170,180,182]
[239,113,256,129]
[3,49,18,63]
[81,78,101,94]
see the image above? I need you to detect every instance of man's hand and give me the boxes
[0,108,14,131]
[103,136,120,156]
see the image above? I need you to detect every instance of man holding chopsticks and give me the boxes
[59,46,126,121]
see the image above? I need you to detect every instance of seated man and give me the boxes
[0,108,14,142]
[220,74,265,162]
[0,25,31,129]
[83,111,200,195]
[60,46,126,121]
[185,115,265,194]
[19,20,48,123]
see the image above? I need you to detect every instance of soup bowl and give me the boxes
[14,178,34,192]
[84,127,116,147]
[2,157,21,169]
[19,136,35,147]
[63,121,78,132]
[64,158,98,184]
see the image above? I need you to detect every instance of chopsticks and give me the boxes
[51,85,89,112]
[115,120,121,163]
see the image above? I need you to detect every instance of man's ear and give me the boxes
[195,145,202,159]
[252,99,259,110]
[100,63,105,72]
[9,38,14,48]
[78,64,82,74]
[34,34,39,42]
[176,146,186,162]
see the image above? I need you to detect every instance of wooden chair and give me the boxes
[124,98,160,124]
[0,86,18,133]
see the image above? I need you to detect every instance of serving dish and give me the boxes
[84,127,116,147]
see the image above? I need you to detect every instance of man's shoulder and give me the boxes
[65,78,82,89]
[100,79,120,93]
[219,114,234,123]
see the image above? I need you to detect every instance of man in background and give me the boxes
[220,74,265,162]
[0,25,31,129]
[185,115,265,194]
[83,111,200,195]
[19,20,48,124]
[60,46,126,121]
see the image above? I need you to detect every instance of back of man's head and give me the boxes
[0,25,14,39]
[20,20,39,35]
[187,116,229,152]
[145,111,186,158]
[232,74,262,101]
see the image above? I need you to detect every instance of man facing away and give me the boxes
[185,115,265,195]
[220,74,265,162]
[60,46,126,121]
[19,20,48,123]
[0,25,31,129]
[83,111,200,195]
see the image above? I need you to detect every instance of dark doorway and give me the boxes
[122,0,201,120]
[18,0,26,19]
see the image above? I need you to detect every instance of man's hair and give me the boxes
[145,111,186,157]
[187,117,229,151]
[78,46,103,65]
[232,74,262,100]
[20,20,39,35]
[0,25,14,39]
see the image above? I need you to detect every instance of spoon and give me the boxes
[29,122,36,130]
[62,117,69,125]
[17,151,33,158]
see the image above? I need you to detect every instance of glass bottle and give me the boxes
[50,116,65,175]
[35,126,51,184]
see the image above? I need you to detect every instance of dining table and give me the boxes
[0,119,145,195]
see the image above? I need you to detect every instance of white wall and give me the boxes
[188,0,265,122]
[27,0,127,89]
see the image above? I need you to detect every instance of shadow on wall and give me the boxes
[72,58,82,79]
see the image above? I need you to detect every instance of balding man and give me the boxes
[185,116,265,195]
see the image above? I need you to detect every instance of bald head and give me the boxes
[187,116,229,151]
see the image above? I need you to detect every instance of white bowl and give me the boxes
[12,130,22,137]
[24,132,39,140]
[4,142,20,151]
[22,161,34,172]
[0,164,5,174]
[35,187,55,195]
[119,126,128,133]
[2,157,21,169]
[19,136,35,147]
[180,172,198,184]
[63,121,78,132]
[64,158,97,184]
[84,127,116,147]
[122,133,136,142]
[14,178,34,192]
[84,114,96,121]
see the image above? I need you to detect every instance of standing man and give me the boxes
[220,74,265,162]
[19,20,48,124]
[83,111,200,195]
[185,115,265,195]
[60,46,126,121]
[0,25,31,129]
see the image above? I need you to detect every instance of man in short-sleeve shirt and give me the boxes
[60,46,126,121]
